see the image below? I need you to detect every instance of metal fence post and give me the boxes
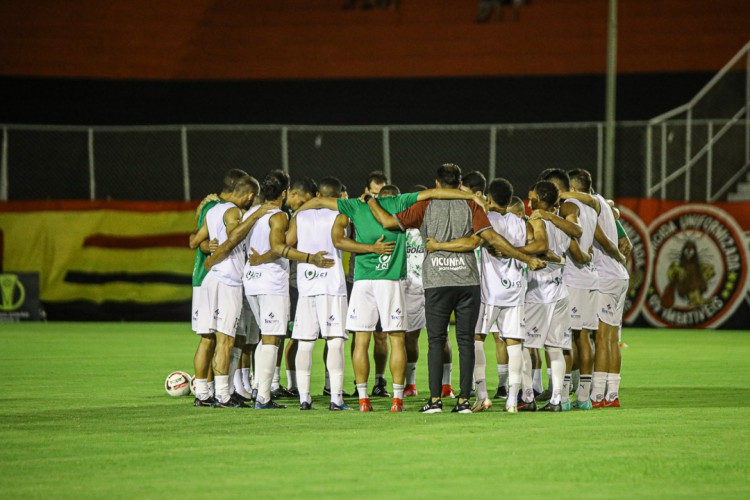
[281,127,289,173]
[685,109,692,201]
[489,126,496,180]
[597,123,604,194]
[1,127,7,201]
[645,124,652,198]
[181,127,190,201]
[660,122,667,199]
[746,47,749,165]
[88,128,96,200]
[382,126,391,181]
[707,121,714,201]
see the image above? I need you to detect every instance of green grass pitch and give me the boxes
[1,323,748,498]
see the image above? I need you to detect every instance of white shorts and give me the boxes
[405,292,426,332]
[597,279,628,327]
[195,273,243,337]
[346,280,407,332]
[236,298,260,344]
[567,286,599,331]
[191,287,200,332]
[524,298,572,349]
[292,295,349,340]
[475,303,524,341]
[246,294,290,337]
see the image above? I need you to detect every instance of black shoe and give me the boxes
[494,386,508,400]
[299,401,313,411]
[254,400,287,409]
[452,400,473,414]
[271,387,293,399]
[323,387,331,396]
[518,399,537,412]
[232,391,251,403]
[194,397,214,407]
[541,402,562,412]
[419,399,443,414]
[371,381,391,398]
[536,389,553,402]
[230,393,251,407]
[212,397,244,408]
[287,387,300,397]
[329,402,354,411]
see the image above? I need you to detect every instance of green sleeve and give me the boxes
[337,198,360,219]
[393,192,419,212]
[615,219,627,239]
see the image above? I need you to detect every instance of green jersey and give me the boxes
[191,200,218,287]
[337,192,419,282]
[615,219,627,239]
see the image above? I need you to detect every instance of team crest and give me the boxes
[618,206,652,325]
[643,205,748,328]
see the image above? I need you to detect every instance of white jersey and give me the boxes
[526,219,570,304]
[562,198,599,290]
[405,228,425,295]
[243,205,290,296]
[295,209,347,297]
[206,201,244,286]
[592,193,629,280]
[480,211,527,307]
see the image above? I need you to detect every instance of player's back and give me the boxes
[592,194,629,280]
[206,201,244,286]
[295,209,346,297]
[526,219,569,304]
[562,198,599,290]
[480,211,527,306]
[243,205,290,296]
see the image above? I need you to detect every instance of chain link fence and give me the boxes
[0,121,742,202]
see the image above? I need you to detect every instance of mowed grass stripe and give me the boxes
[0,323,748,498]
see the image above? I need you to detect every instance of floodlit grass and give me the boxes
[0,323,748,498]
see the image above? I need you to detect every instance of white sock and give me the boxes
[571,369,580,393]
[508,383,520,407]
[295,341,314,404]
[442,363,452,385]
[533,368,543,394]
[252,345,262,391]
[591,371,607,403]
[546,368,552,391]
[356,383,368,400]
[241,368,252,393]
[326,338,345,405]
[577,374,592,402]
[208,380,215,398]
[406,362,417,386]
[324,370,331,391]
[228,347,241,388]
[272,366,281,391]
[393,384,404,400]
[214,375,230,404]
[194,378,209,400]
[520,347,533,402]
[473,340,487,399]
[257,345,279,404]
[233,369,251,398]
[606,373,621,401]
[562,374,571,403]
[286,370,297,390]
[497,364,509,389]
[507,344,523,402]
[547,347,564,405]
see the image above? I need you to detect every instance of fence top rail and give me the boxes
[648,40,750,125]
[0,119,741,133]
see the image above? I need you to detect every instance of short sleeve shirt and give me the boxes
[396,199,491,289]
[615,219,627,239]
[337,192,419,281]
[191,200,218,287]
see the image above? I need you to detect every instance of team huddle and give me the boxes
[188,163,631,413]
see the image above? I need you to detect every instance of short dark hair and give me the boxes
[221,169,251,194]
[378,184,401,197]
[260,169,290,201]
[488,178,514,207]
[318,176,343,198]
[538,168,570,191]
[290,177,318,196]
[366,171,388,189]
[509,196,525,209]
[411,184,428,192]
[436,163,462,188]
[533,180,559,208]
[461,171,487,195]
[568,168,593,193]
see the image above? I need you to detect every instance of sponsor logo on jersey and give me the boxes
[193,309,199,321]
[326,314,338,328]
[265,311,279,325]
[643,205,748,328]
[430,255,467,271]
[391,307,403,321]
[213,309,220,319]
[500,278,523,289]
[618,206,652,325]
[246,270,262,280]
[304,269,328,280]
[376,254,392,271]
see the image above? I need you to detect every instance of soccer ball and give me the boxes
[189,376,197,396]
[165,371,192,397]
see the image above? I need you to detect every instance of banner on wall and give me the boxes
[0,272,41,321]
[616,199,750,329]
